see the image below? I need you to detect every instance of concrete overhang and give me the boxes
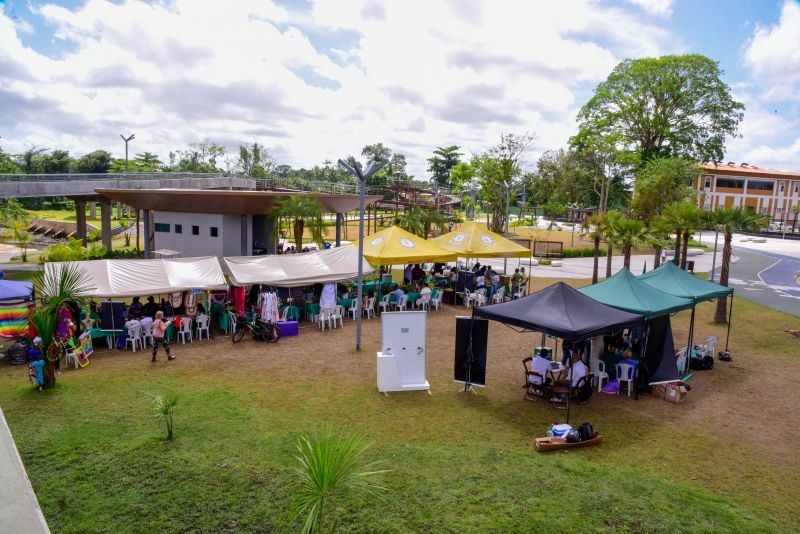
[96,188,383,215]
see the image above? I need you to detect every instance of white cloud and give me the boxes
[1,0,677,177]
[625,0,674,17]
[743,0,800,101]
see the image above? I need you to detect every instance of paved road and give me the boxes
[714,248,800,318]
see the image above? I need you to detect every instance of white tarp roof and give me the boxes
[223,245,374,287]
[44,257,228,297]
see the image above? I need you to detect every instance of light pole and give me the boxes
[503,181,511,274]
[120,133,135,173]
[710,229,720,282]
[338,158,388,350]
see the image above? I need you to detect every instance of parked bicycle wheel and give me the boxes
[265,323,281,343]
[232,326,246,343]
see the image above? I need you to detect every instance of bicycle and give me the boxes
[231,314,281,344]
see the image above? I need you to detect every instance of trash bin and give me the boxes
[687,260,695,273]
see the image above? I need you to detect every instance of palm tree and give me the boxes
[417,206,446,237]
[580,213,604,284]
[118,219,131,247]
[709,208,764,323]
[611,217,648,269]
[289,428,387,533]
[646,217,671,269]
[13,222,31,262]
[678,204,701,270]
[271,195,326,251]
[30,263,93,388]
[393,206,425,237]
[601,211,622,278]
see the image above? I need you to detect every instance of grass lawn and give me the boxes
[1,278,798,532]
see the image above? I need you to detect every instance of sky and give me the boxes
[1,0,799,178]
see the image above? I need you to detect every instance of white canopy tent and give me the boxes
[223,245,374,287]
[44,257,228,298]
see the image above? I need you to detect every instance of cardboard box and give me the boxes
[650,384,667,399]
[664,383,687,404]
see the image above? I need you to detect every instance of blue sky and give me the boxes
[1,0,798,176]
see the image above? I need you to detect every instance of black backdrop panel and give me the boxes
[100,301,125,330]
[454,316,488,386]
[456,270,474,293]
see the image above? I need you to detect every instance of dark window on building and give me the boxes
[192,225,199,236]
[747,180,773,191]
[716,178,744,189]
[210,226,219,237]
[175,224,183,234]
[154,223,170,233]
[704,176,711,188]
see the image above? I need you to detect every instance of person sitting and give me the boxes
[141,296,158,318]
[530,350,552,385]
[125,315,141,332]
[449,267,458,286]
[417,285,432,308]
[160,298,174,317]
[139,314,153,332]
[129,296,143,317]
[403,264,413,285]
[570,354,589,389]
[475,268,486,291]
[391,286,405,303]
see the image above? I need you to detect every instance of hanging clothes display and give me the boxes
[234,287,246,315]
[185,292,197,316]
[170,292,184,308]
[211,291,227,304]
[260,292,278,323]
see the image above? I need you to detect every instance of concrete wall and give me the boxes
[0,176,255,199]
[154,211,253,258]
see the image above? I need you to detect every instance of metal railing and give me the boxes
[0,172,224,182]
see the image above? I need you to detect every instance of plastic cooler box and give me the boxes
[277,321,298,337]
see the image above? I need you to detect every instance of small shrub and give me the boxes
[87,230,102,242]
[147,392,179,440]
[562,247,608,258]
[538,259,552,266]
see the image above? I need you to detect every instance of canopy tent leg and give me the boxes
[724,295,734,352]
[685,307,695,358]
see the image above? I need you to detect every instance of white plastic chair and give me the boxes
[196,314,210,340]
[461,290,474,308]
[126,324,143,352]
[331,305,344,328]
[177,317,193,344]
[65,349,79,369]
[616,362,636,397]
[430,290,442,311]
[492,286,506,304]
[393,294,408,311]
[226,311,237,335]
[472,288,487,307]
[379,294,392,314]
[416,292,431,311]
[512,287,527,300]
[364,297,376,319]
[700,335,718,358]
[590,357,609,392]
[318,307,333,331]
[140,320,154,348]
[676,346,689,375]
[348,300,359,320]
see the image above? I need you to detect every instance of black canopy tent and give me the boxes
[472,282,644,422]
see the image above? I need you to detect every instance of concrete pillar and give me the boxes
[335,213,342,247]
[240,214,248,255]
[100,199,112,252]
[89,202,96,219]
[75,199,87,246]
[143,210,151,259]
[264,215,276,254]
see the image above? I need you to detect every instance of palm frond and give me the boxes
[33,262,93,313]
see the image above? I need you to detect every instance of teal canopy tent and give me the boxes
[579,268,694,320]
[639,261,735,352]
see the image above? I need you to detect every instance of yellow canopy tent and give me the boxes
[361,226,458,265]
[430,221,530,258]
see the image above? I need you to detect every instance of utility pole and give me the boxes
[503,181,511,274]
[120,133,135,173]
[339,157,388,350]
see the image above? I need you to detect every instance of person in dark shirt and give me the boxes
[141,296,158,318]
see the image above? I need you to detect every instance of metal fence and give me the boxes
[0,172,224,182]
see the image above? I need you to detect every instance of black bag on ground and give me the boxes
[702,355,714,370]
[577,422,594,442]
[8,342,29,365]
[565,430,581,443]
[577,381,593,403]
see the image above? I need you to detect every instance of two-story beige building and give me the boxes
[693,162,800,222]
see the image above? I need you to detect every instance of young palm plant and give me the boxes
[31,263,92,388]
[118,219,132,247]
[289,428,388,534]
[709,207,764,323]
[13,222,31,262]
[601,211,622,278]
[271,195,326,251]
[580,213,604,284]
[393,206,425,237]
[147,392,180,440]
[610,217,647,269]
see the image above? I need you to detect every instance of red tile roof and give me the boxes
[699,162,800,178]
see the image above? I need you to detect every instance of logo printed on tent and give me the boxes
[451,233,466,244]
[399,238,415,248]
[480,235,494,245]
[369,237,384,247]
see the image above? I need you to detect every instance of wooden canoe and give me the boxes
[535,433,603,452]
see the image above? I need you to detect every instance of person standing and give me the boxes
[152,311,174,363]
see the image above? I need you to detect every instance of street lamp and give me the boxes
[120,133,135,173]
[502,181,511,274]
[338,157,389,350]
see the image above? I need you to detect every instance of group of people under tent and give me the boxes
[527,327,645,398]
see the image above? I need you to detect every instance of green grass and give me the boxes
[2,270,36,281]
[0,287,798,532]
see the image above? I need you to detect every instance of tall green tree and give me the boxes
[610,217,647,269]
[75,150,113,173]
[632,158,698,219]
[580,213,605,284]
[271,195,326,251]
[708,208,763,323]
[0,144,22,173]
[576,54,744,163]
[601,211,622,277]
[646,216,671,269]
[238,142,273,177]
[427,145,462,187]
